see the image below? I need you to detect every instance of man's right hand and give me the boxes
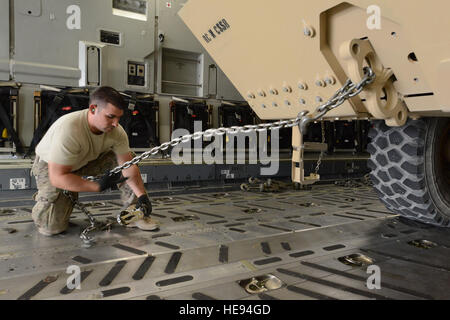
[97,171,128,192]
[136,194,152,217]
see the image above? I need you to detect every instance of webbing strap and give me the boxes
[25,91,66,157]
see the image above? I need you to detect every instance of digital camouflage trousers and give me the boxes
[31,151,136,235]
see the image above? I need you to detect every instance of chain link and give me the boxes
[63,191,113,244]
[314,120,326,175]
[86,67,375,181]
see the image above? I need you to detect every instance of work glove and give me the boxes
[136,194,152,217]
[97,171,128,192]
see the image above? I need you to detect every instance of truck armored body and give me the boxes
[178,0,450,226]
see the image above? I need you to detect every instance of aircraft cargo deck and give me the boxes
[0,182,449,300]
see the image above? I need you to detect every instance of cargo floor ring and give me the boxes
[408,239,438,249]
[238,274,284,294]
[338,253,375,267]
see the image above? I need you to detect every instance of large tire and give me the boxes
[367,118,450,227]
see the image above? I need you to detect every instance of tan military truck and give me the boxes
[179,0,450,226]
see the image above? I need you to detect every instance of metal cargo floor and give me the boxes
[0,183,449,300]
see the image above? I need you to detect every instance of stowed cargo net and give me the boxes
[170,99,211,149]
[0,87,23,154]
[219,103,255,128]
[171,100,210,133]
[120,93,159,149]
[28,90,160,156]
[219,103,255,150]
[27,89,90,157]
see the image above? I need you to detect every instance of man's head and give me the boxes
[88,86,126,134]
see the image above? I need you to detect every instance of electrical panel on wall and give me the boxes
[127,61,147,87]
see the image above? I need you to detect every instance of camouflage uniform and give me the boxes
[31,151,136,236]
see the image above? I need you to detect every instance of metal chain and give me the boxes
[314,120,326,175]
[63,191,113,244]
[86,67,375,181]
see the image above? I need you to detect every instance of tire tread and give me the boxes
[368,119,449,227]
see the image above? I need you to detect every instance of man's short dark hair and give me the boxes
[90,86,126,110]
